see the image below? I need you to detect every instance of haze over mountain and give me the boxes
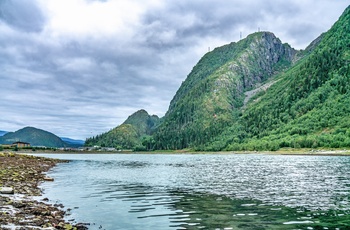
[86,5,350,151]
[60,137,85,148]
[0,130,8,137]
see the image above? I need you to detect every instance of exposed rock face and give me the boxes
[154,32,297,149]
[219,32,296,94]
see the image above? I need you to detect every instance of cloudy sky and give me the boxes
[0,0,348,140]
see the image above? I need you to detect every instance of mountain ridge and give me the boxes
[154,31,298,149]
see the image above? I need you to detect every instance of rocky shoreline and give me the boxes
[0,152,88,230]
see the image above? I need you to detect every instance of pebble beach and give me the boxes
[0,152,88,230]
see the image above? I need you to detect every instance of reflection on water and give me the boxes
[37,153,350,229]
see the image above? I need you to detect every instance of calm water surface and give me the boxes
[36,153,350,229]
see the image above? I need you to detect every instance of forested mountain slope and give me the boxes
[85,109,159,149]
[153,32,297,149]
[209,5,350,151]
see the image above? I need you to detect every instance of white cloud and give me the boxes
[38,0,162,39]
[56,57,97,71]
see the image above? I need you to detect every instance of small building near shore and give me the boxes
[12,141,31,148]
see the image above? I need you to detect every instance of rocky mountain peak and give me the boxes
[154,31,298,149]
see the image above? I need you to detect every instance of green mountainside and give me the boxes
[153,31,297,149]
[85,109,160,150]
[86,6,350,151]
[220,5,350,151]
[0,126,66,148]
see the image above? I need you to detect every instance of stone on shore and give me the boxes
[44,176,54,181]
[0,152,89,229]
[0,186,14,194]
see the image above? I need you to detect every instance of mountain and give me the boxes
[87,6,350,151]
[0,127,66,148]
[0,130,8,136]
[221,5,350,151]
[60,137,85,148]
[85,109,160,150]
[153,31,297,149]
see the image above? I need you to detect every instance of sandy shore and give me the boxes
[0,152,88,230]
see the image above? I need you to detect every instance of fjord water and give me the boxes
[37,153,350,229]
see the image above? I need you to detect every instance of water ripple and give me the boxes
[38,153,350,229]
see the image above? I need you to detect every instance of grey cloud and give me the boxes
[140,1,275,49]
[0,0,46,33]
[0,0,348,139]
[286,22,322,47]
[139,0,330,50]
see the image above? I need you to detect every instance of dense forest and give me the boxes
[86,6,350,151]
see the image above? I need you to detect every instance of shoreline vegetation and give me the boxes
[0,152,88,230]
[10,147,350,156]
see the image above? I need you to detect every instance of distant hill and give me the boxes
[0,127,66,148]
[85,109,160,150]
[61,137,85,148]
[0,130,8,136]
